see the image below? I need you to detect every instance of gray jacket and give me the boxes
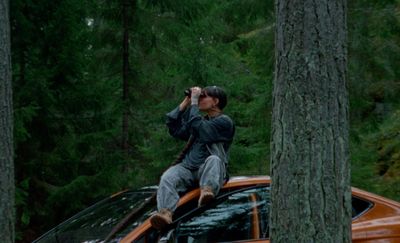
[166,105,235,170]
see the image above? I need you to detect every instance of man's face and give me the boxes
[198,91,218,112]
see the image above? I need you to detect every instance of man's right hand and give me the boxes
[179,96,191,111]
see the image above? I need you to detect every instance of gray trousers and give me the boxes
[157,155,226,212]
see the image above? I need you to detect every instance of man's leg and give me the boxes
[157,164,194,211]
[151,164,194,230]
[197,155,226,206]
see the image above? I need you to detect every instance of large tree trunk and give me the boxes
[0,0,15,242]
[270,0,351,242]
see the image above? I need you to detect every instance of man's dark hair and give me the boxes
[204,86,227,110]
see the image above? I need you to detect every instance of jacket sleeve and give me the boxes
[187,105,234,144]
[166,106,191,141]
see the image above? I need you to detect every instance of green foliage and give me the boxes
[10,0,400,241]
[14,105,39,142]
[348,0,400,202]
[15,179,30,229]
[348,0,400,121]
[351,108,400,201]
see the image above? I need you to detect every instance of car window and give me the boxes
[33,188,157,243]
[174,186,270,242]
[352,196,373,219]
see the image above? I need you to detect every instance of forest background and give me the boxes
[10,0,400,241]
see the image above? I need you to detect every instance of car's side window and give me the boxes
[352,196,373,219]
[174,186,270,243]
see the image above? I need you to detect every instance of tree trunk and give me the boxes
[0,0,15,242]
[270,0,351,242]
[121,0,133,151]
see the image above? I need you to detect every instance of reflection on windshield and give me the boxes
[177,187,270,242]
[182,193,256,232]
[34,187,157,243]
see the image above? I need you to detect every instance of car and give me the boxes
[33,176,400,243]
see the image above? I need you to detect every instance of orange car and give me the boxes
[33,176,400,243]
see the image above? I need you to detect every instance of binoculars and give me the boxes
[184,89,191,97]
[184,88,206,98]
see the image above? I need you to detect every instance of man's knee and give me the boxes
[160,166,179,185]
[204,155,225,175]
[160,165,192,189]
[205,155,222,163]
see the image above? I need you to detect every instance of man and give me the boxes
[150,86,235,230]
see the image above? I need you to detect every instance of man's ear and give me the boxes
[213,98,220,107]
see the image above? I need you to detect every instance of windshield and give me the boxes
[34,187,157,243]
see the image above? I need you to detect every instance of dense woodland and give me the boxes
[9,0,400,241]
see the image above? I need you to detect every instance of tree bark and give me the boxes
[270,0,351,242]
[121,0,130,151]
[121,0,137,152]
[0,0,15,242]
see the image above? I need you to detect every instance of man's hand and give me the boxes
[179,96,191,111]
[191,87,202,106]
